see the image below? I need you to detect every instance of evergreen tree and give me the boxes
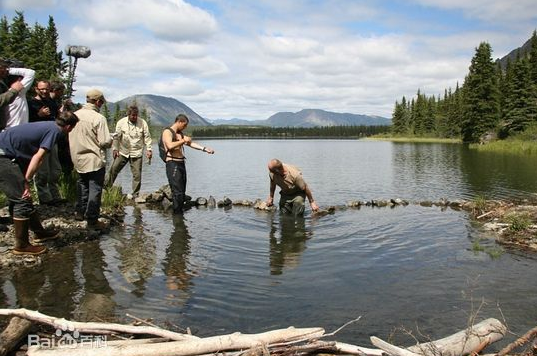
[27,22,46,77]
[43,16,62,79]
[391,100,405,134]
[102,102,111,125]
[0,16,9,57]
[113,103,122,127]
[503,55,532,133]
[141,105,151,127]
[461,42,500,143]
[7,12,30,66]
[528,30,537,123]
[413,89,427,134]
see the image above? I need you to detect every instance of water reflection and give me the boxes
[116,207,156,297]
[11,248,78,318]
[162,215,193,302]
[76,241,115,321]
[268,215,313,275]
[459,147,537,200]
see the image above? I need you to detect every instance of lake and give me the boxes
[2,139,537,347]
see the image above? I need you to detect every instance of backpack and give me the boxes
[158,127,176,162]
[158,127,184,162]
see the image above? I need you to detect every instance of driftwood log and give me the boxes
[0,308,510,356]
[371,318,507,356]
[0,316,33,356]
[27,326,326,356]
[0,308,197,341]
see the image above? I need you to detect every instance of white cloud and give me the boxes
[1,0,56,9]
[4,0,535,120]
[414,0,537,24]
[74,0,217,42]
[260,36,323,58]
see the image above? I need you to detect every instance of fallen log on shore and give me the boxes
[0,308,518,356]
[0,316,32,356]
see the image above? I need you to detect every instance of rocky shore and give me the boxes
[2,185,537,270]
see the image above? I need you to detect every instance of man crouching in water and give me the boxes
[162,114,215,214]
[266,159,319,216]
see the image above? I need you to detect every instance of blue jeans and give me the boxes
[166,161,187,214]
[0,157,35,219]
[76,167,105,222]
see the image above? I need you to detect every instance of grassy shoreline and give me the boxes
[367,135,461,143]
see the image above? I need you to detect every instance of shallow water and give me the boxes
[2,140,537,345]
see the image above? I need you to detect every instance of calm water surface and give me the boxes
[2,140,537,346]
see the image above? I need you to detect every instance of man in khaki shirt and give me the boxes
[105,104,152,198]
[266,159,319,216]
[69,89,113,230]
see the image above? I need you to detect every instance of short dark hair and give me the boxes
[127,105,139,115]
[50,81,66,91]
[175,114,189,124]
[56,111,79,127]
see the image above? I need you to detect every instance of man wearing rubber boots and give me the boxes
[0,111,79,255]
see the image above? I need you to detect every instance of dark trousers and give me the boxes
[166,161,187,214]
[279,192,306,217]
[0,157,35,219]
[76,167,105,222]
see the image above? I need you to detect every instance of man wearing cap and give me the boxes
[70,89,113,230]
[0,58,24,130]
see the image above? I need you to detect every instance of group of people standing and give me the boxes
[0,57,320,257]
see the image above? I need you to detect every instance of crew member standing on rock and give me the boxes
[162,114,214,214]
[0,112,79,255]
[266,159,319,216]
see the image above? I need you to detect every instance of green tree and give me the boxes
[140,105,151,127]
[503,55,533,133]
[461,42,500,143]
[0,16,9,57]
[7,12,30,66]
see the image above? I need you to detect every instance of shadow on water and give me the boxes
[268,214,313,275]
[115,207,156,298]
[162,214,193,296]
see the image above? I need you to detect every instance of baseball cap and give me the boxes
[86,88,106,102]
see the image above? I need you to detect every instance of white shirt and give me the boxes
[112,116,152,158]
[5,68,35,128]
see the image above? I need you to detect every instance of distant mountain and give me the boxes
[497,34,534,69]
[111,94,211,126]
[213,109,390,127]
[210,118,264,126]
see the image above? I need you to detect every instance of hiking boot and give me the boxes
[12,244,47,255]
[74,211,85,221]
[12,218,48,255]
[87,220,108,231]
[28,212,60,243]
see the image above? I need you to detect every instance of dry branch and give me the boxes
[0,308,197,341]
[27,326,326,356]
[497,325,537,356]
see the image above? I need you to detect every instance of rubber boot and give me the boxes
[12,218,47,255]
[28,211,59,243]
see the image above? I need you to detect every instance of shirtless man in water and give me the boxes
[162,114,215,214]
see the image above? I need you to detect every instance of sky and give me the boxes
[1,0,537,121]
